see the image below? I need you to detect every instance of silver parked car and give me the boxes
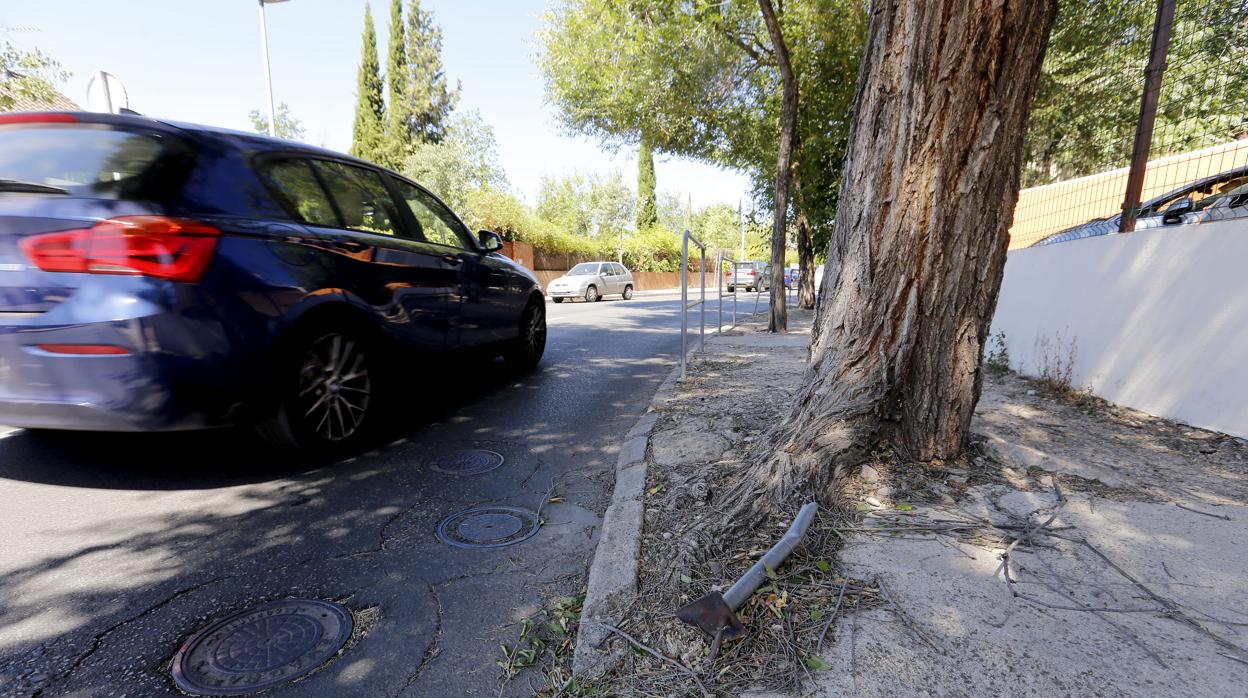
[547,261,635,302]
[726,260,770,293]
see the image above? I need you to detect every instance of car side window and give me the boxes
[391,178,474,250]
[614,264,626,275]
[311,161,403,237]
[261,159,340,227]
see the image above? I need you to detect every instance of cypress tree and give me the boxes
[405,0,459,144]
[637,134,658,229]
[385,0,410,166]
[350,3,386,162]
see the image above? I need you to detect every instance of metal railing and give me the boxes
[679,230,705,380]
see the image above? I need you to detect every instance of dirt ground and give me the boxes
[811,374,1248,697]
[601,310,1248,697]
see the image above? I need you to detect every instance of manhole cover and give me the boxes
[171,599,352,696]
[428,449,505,476]
[436,506,541,548]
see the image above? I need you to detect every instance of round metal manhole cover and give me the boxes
[428,449,505,476]
[436,506,541,548]
[171,599,353,696]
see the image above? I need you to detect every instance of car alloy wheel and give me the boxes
[297,333,371,443]
[506,301,546,369]
[585,285,599,303]
[623,284,633,300]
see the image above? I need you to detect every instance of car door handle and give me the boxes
[331,238,369,253]
[441,255,462,266]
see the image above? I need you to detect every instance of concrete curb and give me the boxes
[570,329,698,679]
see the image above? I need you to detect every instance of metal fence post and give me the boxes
[680,232,689,380]
[716,251,723,335]
[699,246,705,351]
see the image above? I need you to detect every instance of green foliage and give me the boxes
[1023,0,1248,186]
[637,135,658,229]
[536,170,634,240]
[404,0,460,146]
[248,102,306,141]
[402,110,507,218]
[985,332,1010,376]
[538,0,866,263]
[350,4,387,163]
[0,39,68,111]
[385,0,410,167]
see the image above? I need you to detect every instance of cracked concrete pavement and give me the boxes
[0,294,713,697]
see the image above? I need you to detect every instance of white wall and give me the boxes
[992,217,1248,438]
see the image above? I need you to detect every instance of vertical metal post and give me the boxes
[699,246,705,351]
[680,232,689,380]
[258,0,278,137]
[1119,0,1177,233]
[716,251,723,335]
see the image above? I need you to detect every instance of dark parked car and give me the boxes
[0,112,545,449]
[1032,165,1248,247]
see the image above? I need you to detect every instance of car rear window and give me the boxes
[0,125,186,200]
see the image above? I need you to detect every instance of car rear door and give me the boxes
[259,157,455,352]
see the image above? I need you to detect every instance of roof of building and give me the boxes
[0,71,80,112]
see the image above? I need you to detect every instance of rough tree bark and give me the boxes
[723,0,1058,519]
[758,0,796,333]
[793,169,817,310]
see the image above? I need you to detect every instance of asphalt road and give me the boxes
[0,292,747,698]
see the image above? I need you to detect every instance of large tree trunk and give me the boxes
[727,0,1057,516]
[758,0,796,334]
[793,170,817,310]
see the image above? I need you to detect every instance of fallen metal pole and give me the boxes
[675,502,818,639]
[724,502,817,609]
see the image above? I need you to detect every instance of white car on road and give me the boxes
[547,261,635,303]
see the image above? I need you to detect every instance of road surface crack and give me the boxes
[393,583,443,697]
[35,573,230,695]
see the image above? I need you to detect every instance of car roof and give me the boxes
[0,111,371,165]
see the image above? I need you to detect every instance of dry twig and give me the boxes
[599,622,712,698]
[1174,502,1232,521]
[816,575,851,653]
[877,580,940,652]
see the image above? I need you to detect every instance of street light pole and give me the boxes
[257,0,288,137]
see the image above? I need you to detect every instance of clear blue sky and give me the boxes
[3,0,750,209]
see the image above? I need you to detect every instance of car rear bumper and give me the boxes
[0,290,259,432]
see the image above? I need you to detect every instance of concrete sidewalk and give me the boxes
[580,307,1248,696]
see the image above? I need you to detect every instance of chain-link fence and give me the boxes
[1009,0,1248,249]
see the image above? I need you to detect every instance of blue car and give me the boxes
[0,112,545,449]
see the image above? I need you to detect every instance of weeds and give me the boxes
[1034,329,1077,393]
[496,593,598,697]
[985,331,1010,375]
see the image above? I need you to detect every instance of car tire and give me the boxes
[585,285,599,303]
[727,286,735,293]
[504,300,546,370]
[256,325,380,451]
[622,284,633,300]
[552,297,564,303]
[746,286,754,292]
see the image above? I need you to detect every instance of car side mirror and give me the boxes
[478,230,504,253]
[1161,197,1194,225]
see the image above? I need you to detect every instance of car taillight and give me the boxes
[20,216,220,282]
[0,112,79,125]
